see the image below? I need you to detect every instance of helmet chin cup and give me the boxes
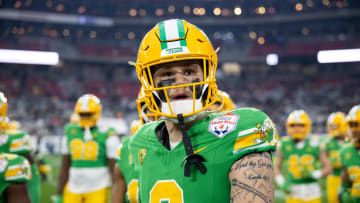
[161,99,202,116]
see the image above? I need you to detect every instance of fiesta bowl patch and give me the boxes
[208,112,239,138]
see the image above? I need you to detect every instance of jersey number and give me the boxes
[329,151,341,168]
[150,180,184,203]
[127,179,139,203]
[70,139,99,160]
[288,154,315,179]
[348,166,360,197]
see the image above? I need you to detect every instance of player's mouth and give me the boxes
[171,92,191,101]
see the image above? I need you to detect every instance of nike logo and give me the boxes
[194,146,208,154]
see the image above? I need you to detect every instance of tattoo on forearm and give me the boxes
[231,179,270,203]
[230,152,274,203]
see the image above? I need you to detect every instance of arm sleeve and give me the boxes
[9,133,32,154]
[106,135,121,159]
[4,155,31,182]
[232,110,278,158]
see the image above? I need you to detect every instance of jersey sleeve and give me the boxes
[0,153,31,183]
[8,131,32,154]
[231,108,278,159]
[106,134,121,159]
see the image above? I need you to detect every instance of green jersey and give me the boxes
[0,153,31,203]
[0,129,40,203]
[116,136,139,203]
[130,108,278,203]
[323,136,344,176]
[340,143,360,200]
[62,123,120,193]
[279,135,321,184]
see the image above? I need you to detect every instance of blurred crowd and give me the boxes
[1,62,359,137]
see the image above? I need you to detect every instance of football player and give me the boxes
[112,87,157,203]
[323,112,348,203]
[0,92,32,203]
[339,104,360,203]
[129,19,278,202]
[54,94,120,203]
[274,110,332,203]
[207,90,235,112]
[0,92,41,203]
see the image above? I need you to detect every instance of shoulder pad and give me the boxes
[65,123,81,135]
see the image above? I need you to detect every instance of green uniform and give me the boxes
[0,153,31,203]
[340,142,360,201]
[63,123,120,193]
[130,108,278,202]
[0,130,41,203]
[279,135,321,184]
[323,137,343,176]
[116,136,139,203]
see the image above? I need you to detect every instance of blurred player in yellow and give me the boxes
[274,110,332,203]
[207,90,235,113]
[55,94,120,203]
[0,92,41,203]
[112,87,157,203]
[0,92,32,203]
[322,112,348,203]
[339,104,360,203]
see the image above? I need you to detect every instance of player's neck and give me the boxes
[164,115,205,143]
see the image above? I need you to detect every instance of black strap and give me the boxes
[177,114,207,177]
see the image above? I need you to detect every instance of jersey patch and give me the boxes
[208,112,239,138]
[233,118,276,154]
[138,149,146,166]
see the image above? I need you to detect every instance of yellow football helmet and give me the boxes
[286,110,312,140]
[136,87,159,124]
[346,104,360,146]
[135,19,218,121]
[207,90,235,113]
[326,112,347,137]
[74,94,102,128]
[0,92,8,131]
[130,120,141,136]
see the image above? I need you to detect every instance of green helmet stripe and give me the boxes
[158,21,168,50]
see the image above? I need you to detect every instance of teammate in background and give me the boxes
[0,92,32,203]
[322,112,348,203]
[55,94,120,203]
[35,152,52,181]
[207,90,235,112]
[111,87,158,203]
[129,19,278,202]
[274,110,332,203]
[0,92,41,203]
[339,105,360,203]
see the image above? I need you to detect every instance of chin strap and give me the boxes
[177,114,207,177]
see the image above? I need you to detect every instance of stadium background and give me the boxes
[0,0,359,202]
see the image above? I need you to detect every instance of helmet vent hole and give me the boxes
[144,45,150,51]
[197,39,204,43]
